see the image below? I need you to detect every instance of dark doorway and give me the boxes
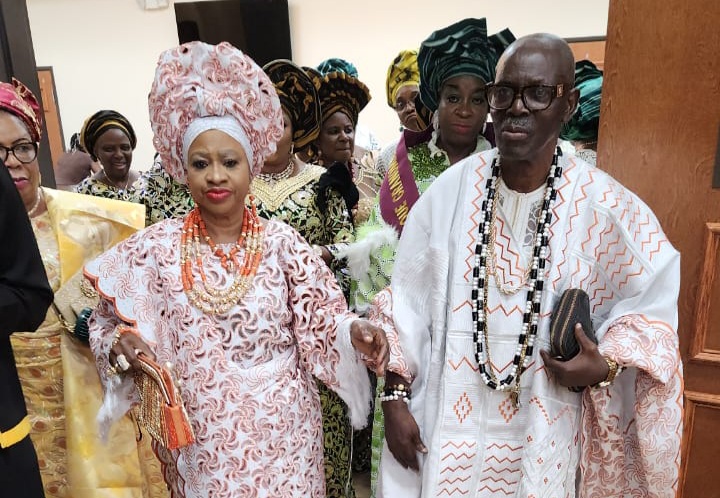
[174,0,292,67]
[0,0,56,187]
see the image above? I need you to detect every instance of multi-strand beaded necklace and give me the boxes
[472,147,562,408]
[180,197,264,315]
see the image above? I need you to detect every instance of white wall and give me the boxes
[26,0,609,169]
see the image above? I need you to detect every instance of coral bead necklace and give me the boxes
[180,197,263,315]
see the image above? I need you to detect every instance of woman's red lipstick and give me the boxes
[205,188,231,202]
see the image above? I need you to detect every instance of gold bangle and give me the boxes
[593,356,619,389]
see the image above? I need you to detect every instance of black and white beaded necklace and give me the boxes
[471,146,563,408]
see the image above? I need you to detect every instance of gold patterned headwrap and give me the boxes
[263,59,321,152]
[386,50,420,108]
[309,70,371,125]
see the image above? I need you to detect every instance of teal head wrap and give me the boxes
[317,58,359,78]
[418,18,514,112]
[561,60,603,142]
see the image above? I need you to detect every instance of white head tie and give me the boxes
[182,116,253,171]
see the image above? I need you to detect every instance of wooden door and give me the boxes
[599,0,720,496]
[37,68,64,168]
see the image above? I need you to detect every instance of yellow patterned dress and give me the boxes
[10,188,168,498]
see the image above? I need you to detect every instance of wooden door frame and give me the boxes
[37,66,65,166]
[565,36,606,69]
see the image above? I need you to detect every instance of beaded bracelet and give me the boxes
[380,383,411,403]
[380,389,410,403]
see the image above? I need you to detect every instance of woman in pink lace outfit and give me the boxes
[84,42,387,498]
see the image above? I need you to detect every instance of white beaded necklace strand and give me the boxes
[27,188,43,218]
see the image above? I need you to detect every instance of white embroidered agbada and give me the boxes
[370,147,682,498]
[85,219,372,498]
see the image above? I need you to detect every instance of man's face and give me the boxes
[490,49,577,163]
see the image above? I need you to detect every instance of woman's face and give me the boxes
[437,75,488,148]
[0,111,40,210]
[94,128,133,181]
[394,84,421,131]
[186,129,250,220]
[317,111,354,163]
[263,111,293,167]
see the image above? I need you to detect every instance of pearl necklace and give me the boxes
[472,147,562,408]
[27,188,44,218]
[255,159,294,185]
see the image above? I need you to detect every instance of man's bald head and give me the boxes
[490,33,579,169]
[496,33,575,85]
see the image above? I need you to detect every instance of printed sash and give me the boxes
[379,127,433,233]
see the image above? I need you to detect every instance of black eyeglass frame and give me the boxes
[486,83,566,112]
[0,142,39,164]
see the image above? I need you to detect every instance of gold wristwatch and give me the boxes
[593,356,619,389]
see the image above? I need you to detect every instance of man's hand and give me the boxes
[350,319,389,377]
[383,399,427,471]
[540,323,609,388]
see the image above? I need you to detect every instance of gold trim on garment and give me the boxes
[0,416,31,448]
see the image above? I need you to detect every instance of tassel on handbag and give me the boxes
[134,354,195,450]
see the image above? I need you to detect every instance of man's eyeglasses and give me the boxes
[0,142,38,164]
[486,84,565,111]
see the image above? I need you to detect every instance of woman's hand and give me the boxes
[539,323,610,388]
[312,245,333,265]
[350,319,389,376]
[108,325,155,375]
[383,399,427,471]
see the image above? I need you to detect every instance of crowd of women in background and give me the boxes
[0,14,605,498]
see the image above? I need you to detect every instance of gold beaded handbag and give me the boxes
[134,354,195,450]
[51,270,99,343]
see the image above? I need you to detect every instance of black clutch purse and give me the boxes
[549,288,597,361]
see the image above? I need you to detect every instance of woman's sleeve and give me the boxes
[324,188,355,246]
[0,164,52,335]
[580,190,682,498]
[323,188,355,289]
[366,194,438,385]
[87,297,138,438]
[281,225,372,428]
